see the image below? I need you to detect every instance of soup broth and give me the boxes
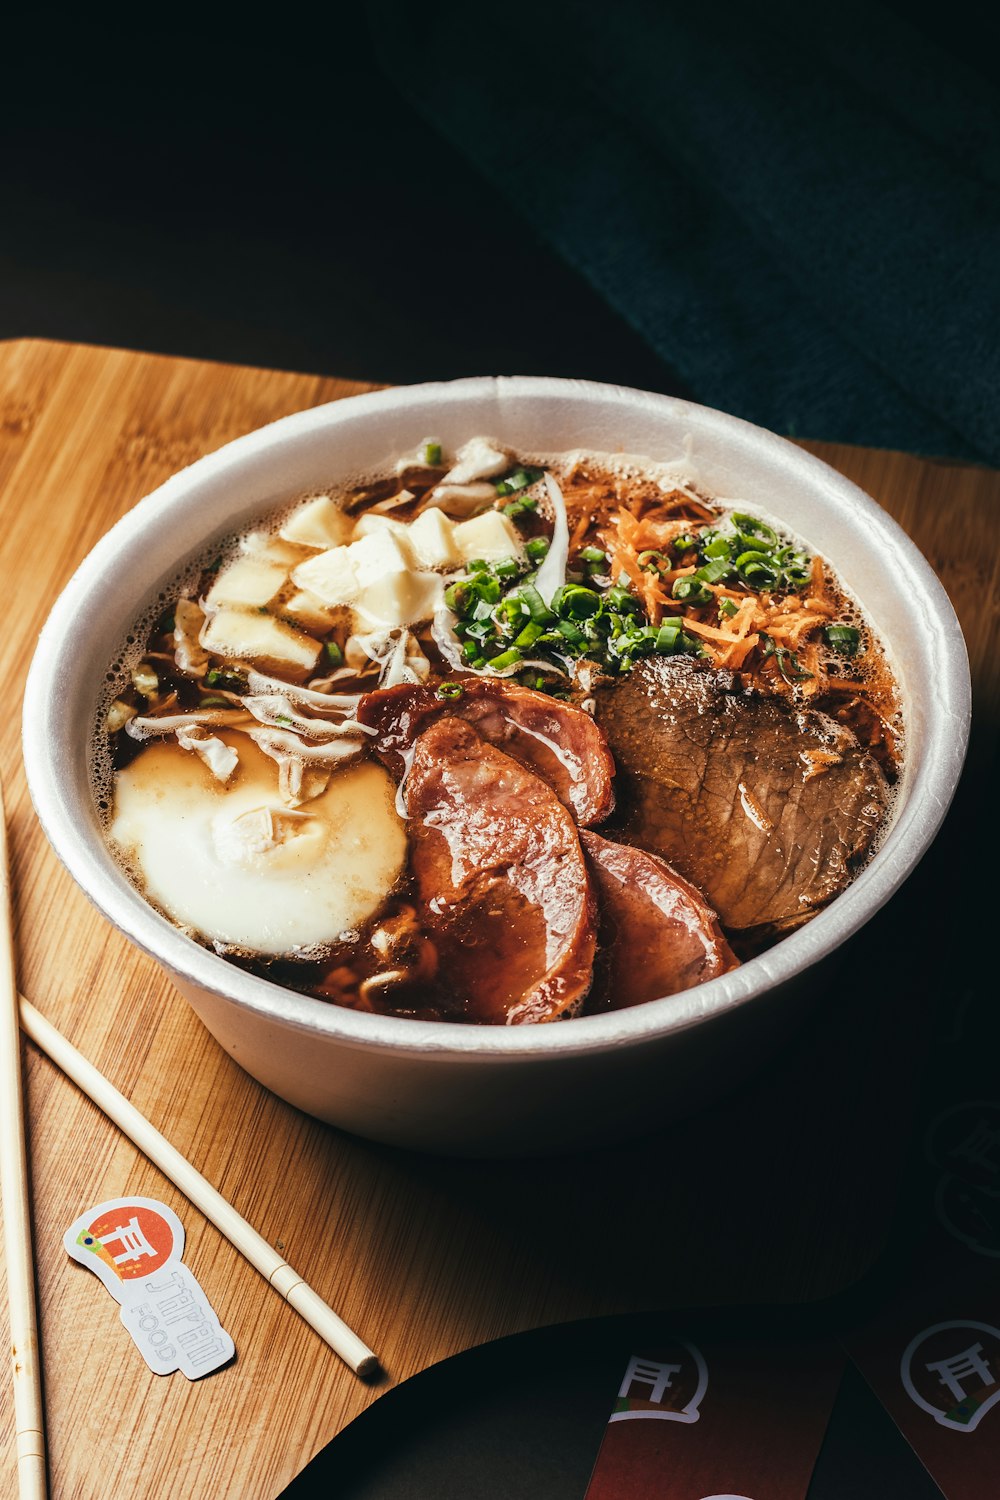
[99,438,901,1024]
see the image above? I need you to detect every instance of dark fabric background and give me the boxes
[1,6,995,456]
[368,0,1000,464]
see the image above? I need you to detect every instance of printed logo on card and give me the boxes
[900,1320,1000,1433]
[65,1196,235,1380]
[609,1343,709,1424]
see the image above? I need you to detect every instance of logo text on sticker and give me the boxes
[900,1320,1000,1433]
[65,1196,235,1380]
[609,1343,709,1424]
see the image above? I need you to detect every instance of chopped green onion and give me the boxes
[436,681,463,700]
[671,576,713,604]
[825,624,861,655]
[462,640,484,663]
[324,641,343,666]
[510,584,555,625]
[731,512,779,548]
[489,647,523,670]
[199,695,231,708]
[672,533,699,552]
[637,550,670,572]
[695,557,733,585]
[495,466,543,497]
[513,621,544,649]
[206,667,247,692]
[655,621,682,651]
[274,713,293,726]
[579,546,609,564]
[718,597,739,619]
[424,441,442,466]
[555,619,587,646]
[735,550,779,588]
[525,536,550,564]
[552,584,603,620]
[760,634,813,683]
[502,495,539,521]
[606,585,642,614]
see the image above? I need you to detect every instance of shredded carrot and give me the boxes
[569,508,593,552]
[809,554,827,603]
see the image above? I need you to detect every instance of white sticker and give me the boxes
[65,1196,235,1379]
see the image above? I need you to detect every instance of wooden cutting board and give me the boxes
[0,339,996,1499]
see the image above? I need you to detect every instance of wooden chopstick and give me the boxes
[16,996,379,1380]
[0,781,48,1500]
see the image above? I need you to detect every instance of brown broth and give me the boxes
[101,449,902,1022]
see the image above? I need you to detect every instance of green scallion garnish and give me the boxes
[424,441,443,466]
[825,624,861,655]
[671,576,713,605]
[495,466,543,497]
[489,647,523,670]
[436,681,464,700]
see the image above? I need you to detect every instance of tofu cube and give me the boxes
[280,589,342,634]
[205,556,288,612]
[350,529,417,588]
[292,545,362,606]
[353,571,444,628]
[407,508,462,569]
[201,608,322,678]
[452,511,523,564]
[280,496,353,550]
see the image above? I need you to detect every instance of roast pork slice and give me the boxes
[580,832,738,1008]
[358,680,615,826]
[405,718,597,1024]
[594,657,888,933]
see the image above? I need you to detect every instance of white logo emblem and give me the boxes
[900,1320,1000,1433]
[610,1343,708,1424]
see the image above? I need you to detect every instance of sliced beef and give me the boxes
[405,718,597,1023]
[594,657,888,932]
[580,831,738,1008]
[358,680,615,826]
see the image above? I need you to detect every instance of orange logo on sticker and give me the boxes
[76,1203,177,1280]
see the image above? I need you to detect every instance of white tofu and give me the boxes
[292,545,361,606]
[442,436,509,484]
[408,508,462,569]
[426,481,497,517]
[205,556,288,612]
[290,525,444,627]
[351,513,408,543]
[353,571,444,628]
[350,529,416,587]
[280,495,353,550]
[201,608,322,678]
[279,588,341,634]
[353,509,460,570]
[257,538,308,566]
[452,511,524,564]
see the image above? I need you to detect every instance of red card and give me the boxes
[584,1334,843,1500]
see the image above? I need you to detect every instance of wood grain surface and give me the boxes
[0,340,995,1499]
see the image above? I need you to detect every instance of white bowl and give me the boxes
[22,377,970,1155]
